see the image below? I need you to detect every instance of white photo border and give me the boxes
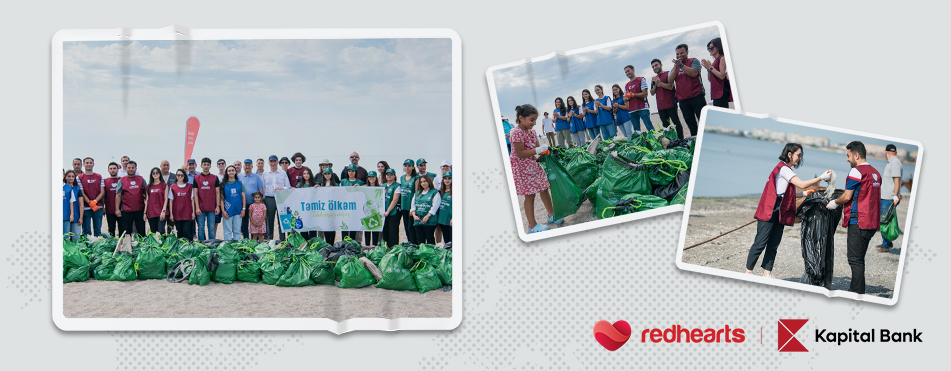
[675,106,922,306]
[51,27,462,332]
[485,21,740,242]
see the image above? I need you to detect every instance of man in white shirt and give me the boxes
[541,112,555,146]
[877,144,903,252]
[262,155,291,241]
[116,156,141,177]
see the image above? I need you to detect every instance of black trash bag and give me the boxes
[881,202,896,224]
[665,137,692,150]
[318,239,362,263]
[653,169,691,201]
[796,193,843,289]
[201,239,226,248]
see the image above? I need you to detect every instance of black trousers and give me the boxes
[847,224,877,294]
[382,213,401,247]
[175,220,194,240]
[364,231,381,246]
[401,210,418,244]
[322,231,336,245]
[677,94,706,137]
[120,210,145,237]
[147,217,166,234]
[302,231,317,240]
[264,196,277,240]
[439,224,452,243]
[712,83,732,108]
[106,213,119,237]
[415,224,436,245]
[746,207,785,271]
[657,107,684,139]
[241,203,252,238]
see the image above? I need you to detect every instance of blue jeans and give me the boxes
[880,199,899,248]
[617,120,634,138]
[599,124,617,139]
[63,221,81,242]
[222,215,242,240]
[196,211,216,241]
[631,109,654,131]
[82,208,103,236]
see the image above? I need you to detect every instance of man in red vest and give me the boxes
[622,65,653,134]
[651,59,684,139]
[103,162,122,237]
[666,44,706,137]
[826,141,882,294]
[115,160,147,237]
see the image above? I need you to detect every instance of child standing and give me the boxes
[248,192,267,242]
[509,104,563,233]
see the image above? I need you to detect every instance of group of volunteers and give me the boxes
[747,141,904,294]
[62,153,454,248]
[503,38,730,234]
[515,37,732,156]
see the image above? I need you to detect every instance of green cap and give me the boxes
[345,164,357,171]
[367,171,378,177]
[403,159,415,166]
[385,168,396,175]
[416,158,427,166]
[442,171,452,178]
[322,168,333,174]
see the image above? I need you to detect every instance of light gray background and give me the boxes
[4,1,947,369]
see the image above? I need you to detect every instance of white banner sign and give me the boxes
[276,187,385,232]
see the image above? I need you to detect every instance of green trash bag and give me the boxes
[412,261,443,294]
[213,243,240,284]
[336,255,376,288]
[307,237,332,251]
[286,231,308,249]
[109,253,137,281]
[616,144,652,164]
[597,155,653,196]
[376,245,417,291]
[65,261,97,283]
[259,255,286,285]
[134,244,166,280]
[88,237,118,255]
[254,242,272,255]
[412,244,440,266]
[236,260,261,283]
[881,213,900,241]
[639,131,665,152]
[434,248,452,286]
[542,152,585,220]
[310,257,335,285]
[63,239,90,269]
[94,254,117,280]
[642,150,690,186]
[178,242,205,260]
[600,194,670,219]
[670,181,690,205]
[564,149,600,189]
[187,249,213,286]
[277,257,315,287]
[367,243,388,266]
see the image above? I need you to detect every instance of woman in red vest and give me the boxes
[701,37,732,108]
[746,143,831,277]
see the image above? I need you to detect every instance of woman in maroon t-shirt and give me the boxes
[144,167,169,234]
[168,169,198,240]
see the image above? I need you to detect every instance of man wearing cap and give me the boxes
[319,159,341,185]
[194,157,221,241]
[339,152,368,184]
[262,155,291,241]
[279,157,291,174]
[434,160,452,190]
[415,158,437,189]
[877,144,903,252]
[399,158,420,244]
[78,157,105,237]
[287,152,310,188]
[239,159,265,239]
[183,159,198,184]
[826,141,882,294]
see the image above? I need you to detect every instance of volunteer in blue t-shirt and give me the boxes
[219,165,247,240]
[63,170,84,242]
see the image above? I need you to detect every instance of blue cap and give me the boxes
[244,159,253,164]
[268,155,278,162]
[187,159,196,164]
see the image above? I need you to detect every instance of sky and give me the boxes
[62,38,453,173]
[491,26,722,121]
[705,111,920,156]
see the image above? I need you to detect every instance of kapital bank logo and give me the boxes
[778,319,809,352]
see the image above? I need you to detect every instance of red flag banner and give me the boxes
[184,117,200,163]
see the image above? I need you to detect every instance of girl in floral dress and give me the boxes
[509,104,563,233]
[248,192,267,242]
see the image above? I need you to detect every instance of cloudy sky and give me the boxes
[62,38,453,172]
[491,26,722,121]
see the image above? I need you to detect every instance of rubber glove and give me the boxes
[825,200,838,210]
[819,170,833,182]
[536,145,549,155]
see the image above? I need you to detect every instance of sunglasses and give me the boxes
[176,174,185,177]
[707,46,715,51]
[280,162,290,165]
[350,156,359,158]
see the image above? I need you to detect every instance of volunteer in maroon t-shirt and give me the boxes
[287,152,310,188]
[193,157,221,241]
[144,167,169,234]
[103,162,122,237]
[115,161,147,237]
[650,59,685,139]
[746,143,830,278]
[168,169,198,240]
[826,141,882,294]
[78,157,105,237]
[666,43,706,137]
[700,37,732,108]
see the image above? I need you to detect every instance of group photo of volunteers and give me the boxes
[62,152,453,248]
[680,110,918,299]
[496,35,732,234]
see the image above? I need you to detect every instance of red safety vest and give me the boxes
[119,175,146,212]
[674,58,704,101]
[753,162,797,226]
[709,55,732,101]
[625,77,647,111]
[842,164,882,229]
[654,71,676,110]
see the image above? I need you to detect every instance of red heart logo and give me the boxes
[593,320,632,351]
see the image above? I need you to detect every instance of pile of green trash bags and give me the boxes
[62,231,452,294]
[543,130,694,220]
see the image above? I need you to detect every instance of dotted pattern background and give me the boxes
[6,231,51,310]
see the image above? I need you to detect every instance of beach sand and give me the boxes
[66,216,452,319]
[681,197,906,298]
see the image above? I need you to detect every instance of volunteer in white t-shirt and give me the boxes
[877,144,903,251]
[541,112,555,146]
